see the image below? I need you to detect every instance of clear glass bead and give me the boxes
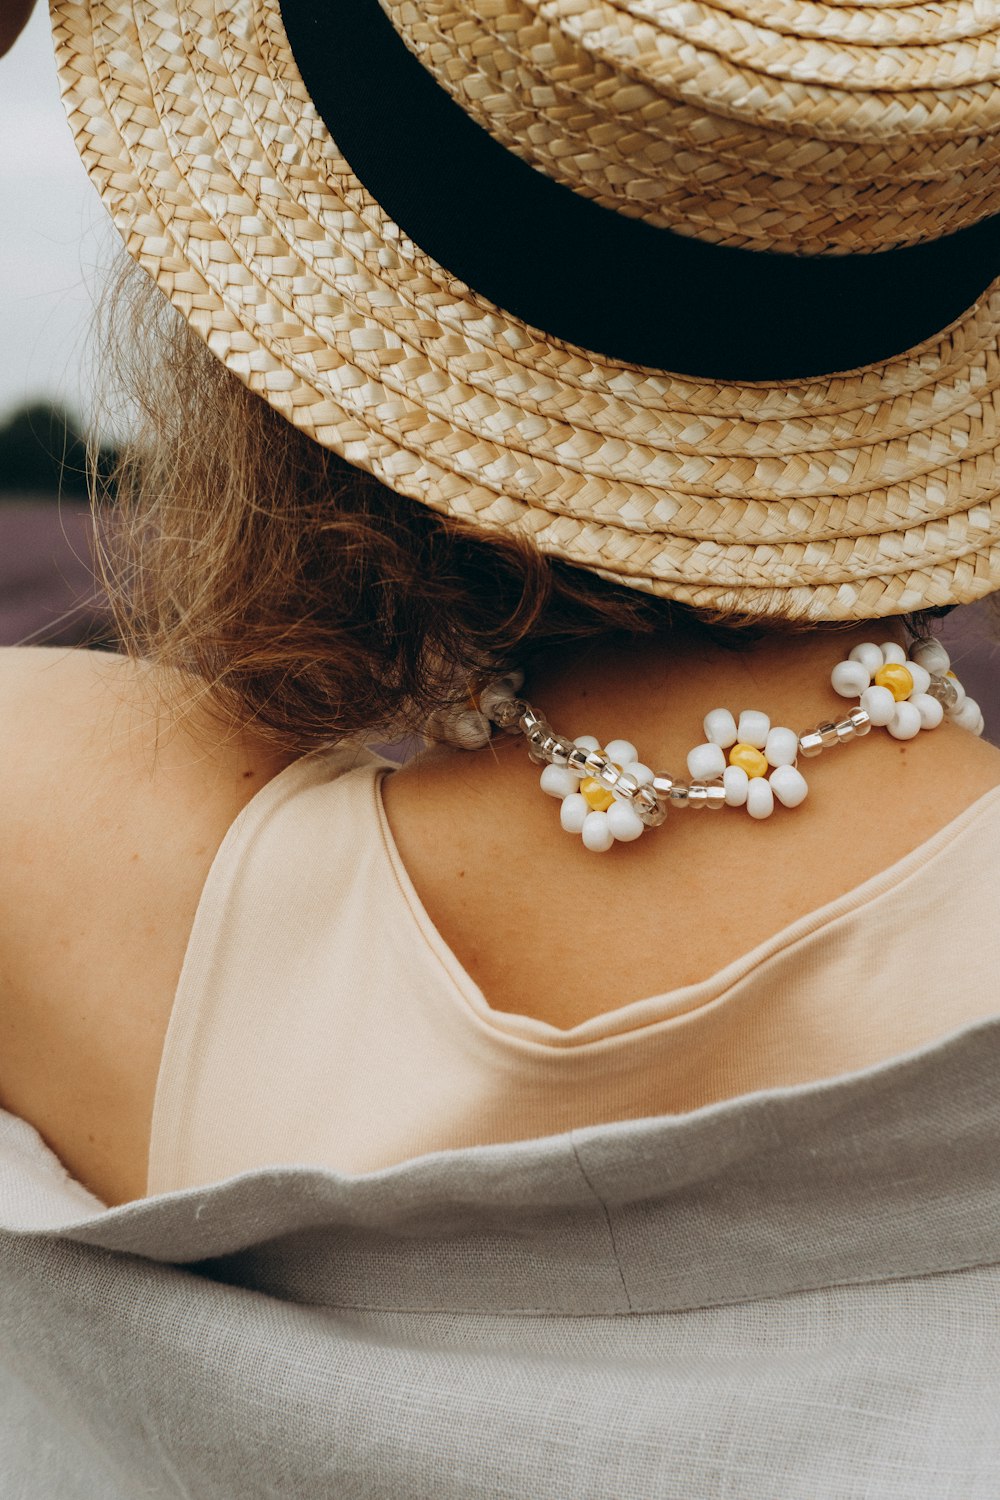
[927,675,959,710]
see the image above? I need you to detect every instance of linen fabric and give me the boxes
[3,1006,1000,1498]
[5,746,1000,1496]
[149,746,1000,1192]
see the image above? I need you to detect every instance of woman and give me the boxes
[2,0,1000,1494]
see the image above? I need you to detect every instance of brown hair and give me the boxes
[93,261,682,752]
[92,258,946,755]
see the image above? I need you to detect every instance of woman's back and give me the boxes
[3,641,999,1206]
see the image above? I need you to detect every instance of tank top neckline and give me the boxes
[368,758,1000,1048]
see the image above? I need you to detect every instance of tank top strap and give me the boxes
[146,743,391,1195]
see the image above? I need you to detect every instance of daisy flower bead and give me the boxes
[831,641,984,739]
[539,736,654,852]
[688,709,808,819]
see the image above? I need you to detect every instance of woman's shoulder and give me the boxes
[0,647,295,924]
[0,646,295,1204]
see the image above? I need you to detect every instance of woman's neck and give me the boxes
[386,617,1000,1027]
[521,621,913,773]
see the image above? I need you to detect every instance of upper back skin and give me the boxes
[2,644,1000,1207]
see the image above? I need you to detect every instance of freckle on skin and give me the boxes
[242,769,255,779]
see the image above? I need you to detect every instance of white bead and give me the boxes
[606,800,644,843]
[879,641,907,665]
[945,675,966,711]
[559,793,589,834]
[849,642,884,673]
[621,760,654,787]
[686,741,727,782]
[581,810,614,852]
[860,684,896,726]
[573,734,601,752]
[764,725,799,767]
[831,659,870,698]
[910,639,950,675]
[540,765,581,800]
[746,777,774,819]
[951,696,983,734]
[769,764,808,808]
[903,660,931,697]
[446,709,492,749]
[478,679,515,720]
[703,708,738,748]
[604,739,637,768]
[887,701,922,740]
[723,765,749,807]
[910,692,944,730]
[737,710,770,748]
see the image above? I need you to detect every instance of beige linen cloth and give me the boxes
[2,748,999,1496]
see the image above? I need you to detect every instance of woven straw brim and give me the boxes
[53,0,1000,621]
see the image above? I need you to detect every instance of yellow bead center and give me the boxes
[728,743,769,778]
[580,763,621,812]
[873,663,914,702]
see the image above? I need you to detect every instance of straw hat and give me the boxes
[52,0,1000,621]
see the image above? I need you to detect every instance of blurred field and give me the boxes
[0,498,111,649]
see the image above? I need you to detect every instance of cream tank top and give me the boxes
[147,746,1000,1195]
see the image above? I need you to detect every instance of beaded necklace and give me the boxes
[434,637,984,853]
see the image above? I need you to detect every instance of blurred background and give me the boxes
[1,2,118,651]
[2,6,998,737]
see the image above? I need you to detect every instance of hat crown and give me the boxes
[382,0,1000,254]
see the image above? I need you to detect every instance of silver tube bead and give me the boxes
[525,719,552,764]
[704,784,727,810]
[817,721,841,750]
[834,718,856,745]
[668,783,691,809]
[848,707,872,736]
[798,730,825,758]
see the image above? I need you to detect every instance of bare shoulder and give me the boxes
[0,647,294,1206]
[0,646,292,895]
